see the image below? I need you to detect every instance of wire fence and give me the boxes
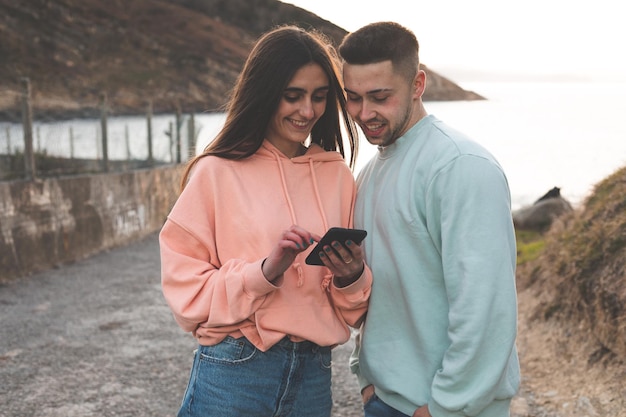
[0,78,224,181]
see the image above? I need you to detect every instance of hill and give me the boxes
[512,165,626,416]
[0,0,483,122]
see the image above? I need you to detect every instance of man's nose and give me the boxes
[358,101,375,121]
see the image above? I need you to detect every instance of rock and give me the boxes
[513,187,573,231]
[535,186,562,203]
[510,396,530,416]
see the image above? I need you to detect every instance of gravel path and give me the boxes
[3,232,568,417]
[0,233,362,417]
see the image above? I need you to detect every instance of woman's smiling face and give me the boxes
[265,63,329,157]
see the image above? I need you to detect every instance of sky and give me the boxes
[283,0,626,83]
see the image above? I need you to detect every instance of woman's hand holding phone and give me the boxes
[305,228,367,287]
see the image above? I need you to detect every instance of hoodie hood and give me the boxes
[259,140,346,163]
[258,140,348,233]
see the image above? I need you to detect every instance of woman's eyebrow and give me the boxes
[284,86,330,93]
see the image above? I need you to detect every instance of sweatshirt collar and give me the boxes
[377,114,434,159]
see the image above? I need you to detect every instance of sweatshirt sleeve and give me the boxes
[349,323,373,392]
[160,219,277,332]
[159,160,279,333]
[330,265,372,327]
[426,155,519,416]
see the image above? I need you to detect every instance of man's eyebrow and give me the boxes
[344,88,393,95]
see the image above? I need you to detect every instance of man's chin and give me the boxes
[364,135,388,147]
[361,128,390,146]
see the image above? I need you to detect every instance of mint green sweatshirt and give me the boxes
[352,115,520,417]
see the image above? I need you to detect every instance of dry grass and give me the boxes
[513,165,626,416]
[528,166,626,356]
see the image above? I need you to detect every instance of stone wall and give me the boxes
[0,165,183,282]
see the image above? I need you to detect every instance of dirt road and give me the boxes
[3,232,589,417]
[0,233,362,417]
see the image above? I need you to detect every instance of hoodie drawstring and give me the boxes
[292,262,304,287]
[270,150,329,288]
[308,159,329,231]
[308,160,334,291]
[273,151,299,226]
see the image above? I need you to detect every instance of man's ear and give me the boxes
[413,70,426,99]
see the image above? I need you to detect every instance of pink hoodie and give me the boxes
[160,140,371,351]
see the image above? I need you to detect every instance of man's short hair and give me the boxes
[338,21,419,80]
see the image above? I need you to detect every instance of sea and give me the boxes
[2,81,625,211]
[419,81,626,210]
[193,81,626,210]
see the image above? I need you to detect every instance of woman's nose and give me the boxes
[299,99,314,118]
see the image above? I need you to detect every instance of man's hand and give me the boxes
[361,384,375,404]
[412,404,431,417]
[362,384,431,417]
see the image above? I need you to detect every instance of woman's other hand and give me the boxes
[262,225,320,284]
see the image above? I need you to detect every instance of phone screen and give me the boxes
[305,227,367,266]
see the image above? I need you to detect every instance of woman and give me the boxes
[160,25,372,417]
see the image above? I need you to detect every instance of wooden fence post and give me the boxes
[168,121,174,162]
[99,92,109,172]
[175,103,181,163]
[69,126,74,159]
[187,113,196,159]
[21,77,36,180]
[125,124,130,161]
[96,125,102,159]
[5,126,11,154]
[146,100,154,166]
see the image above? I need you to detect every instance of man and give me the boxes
[338,22,520,417]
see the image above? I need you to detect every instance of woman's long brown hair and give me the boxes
[180,25,358,190]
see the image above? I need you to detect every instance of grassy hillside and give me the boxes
[512,165,626,415]
[517,164,626,359]
[0,0,482,122]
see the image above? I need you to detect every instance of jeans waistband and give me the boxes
[275,336,327,352]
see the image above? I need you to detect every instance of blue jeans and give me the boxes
[364,394,411,417]
[177,336,332,417]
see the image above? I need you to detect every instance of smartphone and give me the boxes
[305,227,367,266]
